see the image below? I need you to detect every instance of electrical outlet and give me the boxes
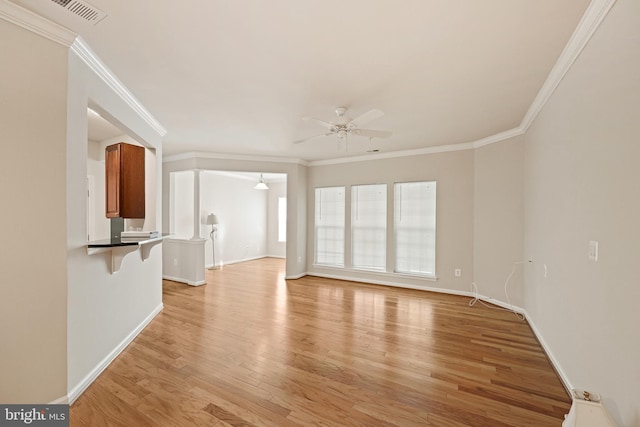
[454,268,461,277]
[173,258,178,266]
[543,264,548,278]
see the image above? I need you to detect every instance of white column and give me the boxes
[192,169,201,239]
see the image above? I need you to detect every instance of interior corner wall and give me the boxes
[522,0,640,425]
[0,19,68,404]
[307,150,474,292]
[66,44,164,398]
[473,136,525,306]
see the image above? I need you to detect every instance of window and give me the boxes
[394,181,436,276]
[314,186,345,266]
[351,184,386,270]
[278,197,287,242]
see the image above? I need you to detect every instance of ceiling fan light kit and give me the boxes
[294,107,392,150]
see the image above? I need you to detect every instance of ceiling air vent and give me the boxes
[50,0,107,24]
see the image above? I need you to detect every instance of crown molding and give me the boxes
[308,142,472,167]
[0,0,76,46]
[520,0,617,131]
[308,126,524,167]
[163,151,308,166]
[205,170,287,183]
[70,37,167,138]
[163,126,526,168]
[472,126,525,149]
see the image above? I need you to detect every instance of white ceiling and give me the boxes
[15,0,591,161]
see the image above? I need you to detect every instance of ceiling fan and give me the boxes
[294,107,392,146]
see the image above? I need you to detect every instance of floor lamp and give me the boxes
[206,213,219,269]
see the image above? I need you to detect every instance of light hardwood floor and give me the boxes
[70,258,571,426]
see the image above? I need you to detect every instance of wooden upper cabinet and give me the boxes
[105,143,145,218]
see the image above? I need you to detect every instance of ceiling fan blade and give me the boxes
[303,116,335,130]
[293,132,333,144]
[353,129,392,139]
[349,109,384,127]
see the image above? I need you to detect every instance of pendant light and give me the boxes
[254,173,268,190]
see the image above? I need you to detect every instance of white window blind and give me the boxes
[315,186,345,266]
[394,181,436,276]
[278,197,286,242]
[351,184,386,271]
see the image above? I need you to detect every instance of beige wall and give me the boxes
[307,150,474,292]
[474,136,525,306]
[523,0,640,425]
[0,20,68,403]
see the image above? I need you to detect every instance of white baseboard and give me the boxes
[284,272,307,280]
[265,254,286,259]
[209,255,268,267]
[49,395,68,405]
[306,271,472,297]
[67,303,163,404]
[522,308,574,396]
[473,294,526,314]
[162,275,205,286]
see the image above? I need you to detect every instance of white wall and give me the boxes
[473,136,525,306]
[87,140,110,240]
[66,41,164,402]
[169,170,194,238]
[523,0,639,425]
[199,171,268,266]
[0,19,68,404]
[267,180,287,258]
[307,150,474,292]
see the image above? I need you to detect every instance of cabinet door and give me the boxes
[105,142,145,219]
[120,143,145,218]
[105,144,121,218]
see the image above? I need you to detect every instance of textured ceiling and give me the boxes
[15,0,591,161]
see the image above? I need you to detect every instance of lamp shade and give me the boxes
[254,173,269,190]
[206,213,219,225]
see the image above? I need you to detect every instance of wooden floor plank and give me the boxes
[70,258,570,426]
